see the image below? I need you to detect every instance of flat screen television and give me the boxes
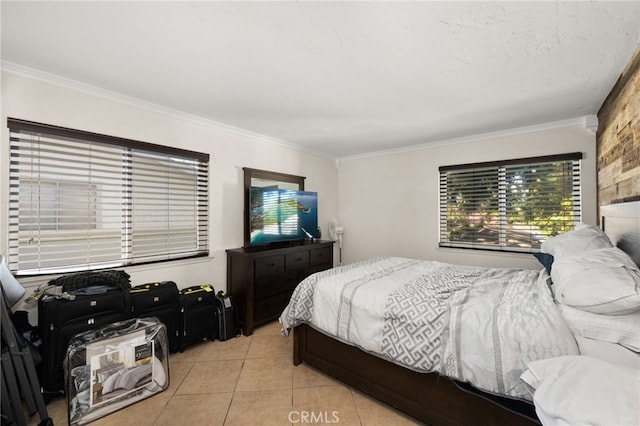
[248,187,319,247]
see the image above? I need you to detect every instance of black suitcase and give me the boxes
[130,281,181,353]
[215,291,241,341]
[179,285,217,352]
[38,288,131,395]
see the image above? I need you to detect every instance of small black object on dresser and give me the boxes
[226,240,334,336]
[178,285,217,352]
[130,281,181,353]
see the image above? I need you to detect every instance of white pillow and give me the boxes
[551,247,640,315]
[574,335,640,370]
[559,304,640,352]
[520,356,640,426]
[541,223,612,258]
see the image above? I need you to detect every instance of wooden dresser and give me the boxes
[226,240,334,335]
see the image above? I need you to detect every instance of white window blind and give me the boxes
[8,118,209,275]
[439,153,582,252]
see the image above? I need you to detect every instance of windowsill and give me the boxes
[436,245,537,258]
[438,245,540,255]
[15,255,214,289]
[123,254,213,274]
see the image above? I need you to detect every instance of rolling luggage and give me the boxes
[38,288,131,396]
[179,285,217,352]
[130,281,181,353]
[215,291,241,341]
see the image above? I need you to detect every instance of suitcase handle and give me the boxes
[180,285,214,295]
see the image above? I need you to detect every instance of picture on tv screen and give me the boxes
[250,187,319,245]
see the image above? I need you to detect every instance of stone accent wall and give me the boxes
[597,47,640,206]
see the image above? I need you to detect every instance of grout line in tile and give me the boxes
[87,321,384,425]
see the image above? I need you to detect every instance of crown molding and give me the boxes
[338,115,598,163]
[1,60,333,160]
[1,61,598,163]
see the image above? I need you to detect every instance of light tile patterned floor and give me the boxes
[31,321,421,425]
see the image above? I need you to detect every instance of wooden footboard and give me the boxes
[293,323,537,426]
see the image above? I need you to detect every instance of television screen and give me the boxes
[249,187,319,246]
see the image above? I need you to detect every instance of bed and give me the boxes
[280,201,640,425]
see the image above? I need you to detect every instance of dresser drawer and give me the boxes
[310,246,332,266]
[308,262,332,276]
[255,272,297,299]
[255,255,285,277]
[254,292,292,321]
[285,251,309,270]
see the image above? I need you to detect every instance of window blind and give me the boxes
[8,118,209,275]
[439,153,582,252]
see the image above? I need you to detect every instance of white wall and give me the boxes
[0,70,598,301]
[336,122,597,270]
[0,71,339,298]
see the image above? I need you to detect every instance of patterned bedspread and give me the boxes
[279,257,578,400]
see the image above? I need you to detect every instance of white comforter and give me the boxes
[280,257,579,400]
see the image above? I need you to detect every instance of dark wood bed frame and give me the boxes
[290,201,640,426]
[294,323,535,425]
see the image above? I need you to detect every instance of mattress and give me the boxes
[280,257,578,400]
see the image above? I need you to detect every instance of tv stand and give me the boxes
[226,240,334,335]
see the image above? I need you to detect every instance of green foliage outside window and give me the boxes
[443,159,579,250]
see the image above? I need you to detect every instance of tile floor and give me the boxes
[32,321,420,425]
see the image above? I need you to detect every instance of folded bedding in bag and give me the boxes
[65,317,169,425]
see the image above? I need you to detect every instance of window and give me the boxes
[8,118,209,275]
[20,179,97,231]
[439,153,582,252]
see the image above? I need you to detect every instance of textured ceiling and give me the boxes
[2,1,639,158]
